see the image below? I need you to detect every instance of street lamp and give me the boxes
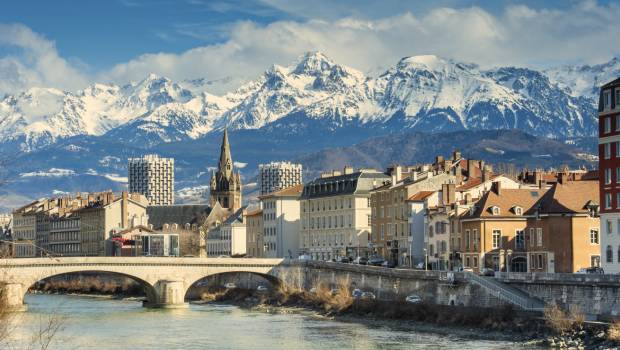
[423,248,428,271]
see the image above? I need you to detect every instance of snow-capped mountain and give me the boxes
[0,51,611,154]
[545,57,620,99]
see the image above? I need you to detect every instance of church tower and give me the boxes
[209,129,242,211]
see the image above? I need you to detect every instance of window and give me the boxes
[606,193,613,209]
[591,255,601,267]
[590,228,600,245]
[465,229,470,250]
[605,116,612,133]
[605,143,611,159]
[492,230,501,249]
[465,256,470,268]
[617,142,620,157]
[617,246,620,263]
[604,90,612,110]
[473,256,478,268]
[617,194,620,209]
[617,89,620,111]
[473,229,479,250]
[492,206,500,215]
[530,255,536,269]
[380,224,384,240]
[429,225,434,238]
[516,230,525,250]
[529,228,535,247]
[607,245,613,263]
[607,220,613,235]
[537,254,543,269]
[514,207,522,216]
[606,168,612,184]
[537,228,543,246]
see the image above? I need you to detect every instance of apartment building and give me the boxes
[260,184,302,259]
[206,207,247,257]
[259,161,303,195]
[406,191,439,267]
[11,192,149,257]
[599,77,620,273]
[300,168,389,261]
[370,166,455,264]
[245,208,264,257]
[459,179,600,273]
[128,154,174,205]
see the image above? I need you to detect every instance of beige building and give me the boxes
[245,208,264,257]
[11,192,148,257]
[300,168,389,261]
[459,179,600,273]
[371,165,455,263]
[260,184,302,259]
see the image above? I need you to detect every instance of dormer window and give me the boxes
[512,206,523,216]
[490,206,500,215]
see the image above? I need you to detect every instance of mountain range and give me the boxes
[0,51,612,210]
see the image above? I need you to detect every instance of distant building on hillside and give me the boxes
[259,161,303,195]
[128,154,174,206]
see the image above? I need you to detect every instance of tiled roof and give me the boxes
[536,180,598,214]
[465,188,548,218]
[456,174,500,191]
[260,184,304,199]
[406,191,435,201]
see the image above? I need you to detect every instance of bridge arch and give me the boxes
[28,270,158,306]
[184,271,282,301]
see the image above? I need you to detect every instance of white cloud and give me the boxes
[1,1,620,95]
[0,24,89,95]
[233,161,247,169]
[100,1,620,90]
[20,168,75,178]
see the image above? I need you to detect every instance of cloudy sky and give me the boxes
[0,0,619,95]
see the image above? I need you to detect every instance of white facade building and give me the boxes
[260,185,302,258]
[206,208,247,257]
[259,162,303,196]
[128,154,174,205]
[300,168,390,261]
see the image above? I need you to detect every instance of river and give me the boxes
[8,294,530,349]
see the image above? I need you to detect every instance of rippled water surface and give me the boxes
[10,294,527,349]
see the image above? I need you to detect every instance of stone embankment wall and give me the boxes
[496,272,620,319]
[272,261,508,308]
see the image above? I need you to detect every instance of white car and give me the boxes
[256,285,268,292]
[224,282,236,289]
[405,294,423,304]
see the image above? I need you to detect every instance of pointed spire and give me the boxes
[218,128,233,178]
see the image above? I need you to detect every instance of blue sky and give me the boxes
[0,0,618,95]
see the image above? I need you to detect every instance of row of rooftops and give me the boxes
[13,191,148,219]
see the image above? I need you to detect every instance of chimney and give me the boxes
[121,191,128,229]
[558,172,569,184]
[491,181,502,195]
[452,150,461,161]
[538,179,546,189]
[482,164,493,183]
[343,166,353,175]
[467,160,477,180]
[442,183,456,205]
[395,165,402,182]
[435,155,444,168]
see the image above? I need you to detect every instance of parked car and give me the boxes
[361,292,376,300]
[462,267,474,273]
[381,260,397,268]
[224,282,236,289]
[256,285,268,292]
[480,268,495,276]
[298,254,311,261]
[405,294,423,304]
[195,280,209,287]
[336,256,351,263]
[309,287,317,294]
[368,256,385,266]
[586,267,605,274]
[353,256,368,265]
[330,288,340,296]
[351,288,363,299]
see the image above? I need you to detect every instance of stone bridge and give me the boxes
[0,257,286,310]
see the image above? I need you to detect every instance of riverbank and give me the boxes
[199,286,618,349]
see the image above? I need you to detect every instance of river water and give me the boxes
[9,294,528,349]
